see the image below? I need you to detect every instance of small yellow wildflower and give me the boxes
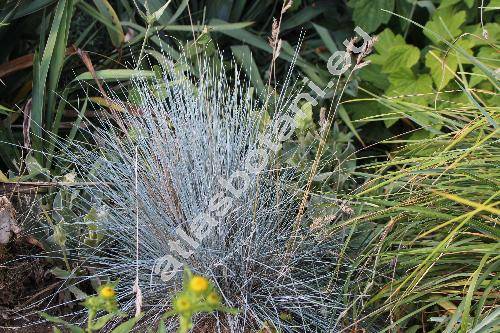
[206,292,220,305]
[174,295,192,312]
[189,275,209,293]
[99,285,116,300]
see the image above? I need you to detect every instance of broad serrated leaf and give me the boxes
[425,50,457,89]
[349,0,395,33]
[424,7,466,44]
[374,28,406,54]
[381,44,420,73]
[387,68,433,106]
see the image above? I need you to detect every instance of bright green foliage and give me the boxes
[341,93,499,331]
[423,7,466,44]
[379,44,420,73]
[386,69,433,106]
[163,268,239,333]
[354,1,499,137]
[39,272,237,333]
[40,283,142,333]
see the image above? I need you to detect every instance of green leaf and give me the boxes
[75,69,155,81]
[440,0,474,8]
[68,97,88,143]
[424,7,466,44]
[470,46,500,87]
[92,0,124,47]
[425,39,474,89]
[92,313,118,330]
[230,45,265,97]
[349,0,395,33]
[460,254,490,332]
[381,44,420,73]
[39,312,85,333]
[281,6,324,31]
[68,326,85,333]
[358,64,390,90]
[475,46,500,68]
[390,11,498,84]
[46,0,74,132]
[387,68,433,106]
[294,102,313,132]
[31,0,69,163]
[161,21,253,32]
[0,104,16,115]
[68,285,88,301]
[373,28,406,54]
[312,23,339,54]
[156,320,167,333]
[25,154,50,177]
[12,0,57,19]
[167,0,189,24]
[50,267,72,279]
[338,106,364,145]
[39,312,70,325]
[469,308,500,333]
[425,50,457,89]
[459,82,497,129]
[210,19,314,74]
[150,0,173,22]
[109,314,143,333]
[468,23,500,47]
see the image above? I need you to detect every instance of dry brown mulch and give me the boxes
[0,237,60,332]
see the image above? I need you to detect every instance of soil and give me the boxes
[0,237,60,332]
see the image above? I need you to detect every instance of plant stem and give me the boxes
[87,309,95,333]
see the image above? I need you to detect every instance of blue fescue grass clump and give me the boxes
[54,60,349,332]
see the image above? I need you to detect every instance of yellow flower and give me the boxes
[174,295,192,312]
[206,292,220,306]
[99,285,116,300]
[188,275,209,293]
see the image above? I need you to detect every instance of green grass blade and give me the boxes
[74,69,155,81]
[92,0,124,48]
[230,45,265,97]
[31,0,68,163]
[46,0,74,132]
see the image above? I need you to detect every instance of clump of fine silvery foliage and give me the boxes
[56,59,350,332]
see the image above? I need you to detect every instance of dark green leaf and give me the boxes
[349,0,395,33]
